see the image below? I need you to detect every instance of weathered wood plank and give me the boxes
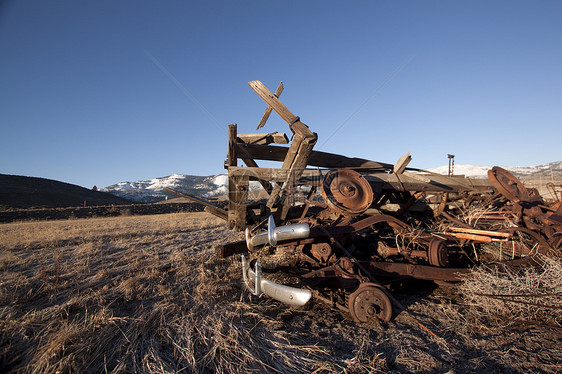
[249,80,298,125]
[228,175,249,230]
[226,124,237,168]
[277,136,317,220]
[257,81,284,130]
[248,80,316,138]
[266,133,305,208]
[237,132,289,145]
[364,174,493,192]
[228,166,323,182]
[215,239,248,258]
[204,206,228,221]
[164,188,228,221]
[393,152,411,174]
[235,143,393,169]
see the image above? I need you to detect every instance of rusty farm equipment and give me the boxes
[170,80,562,323]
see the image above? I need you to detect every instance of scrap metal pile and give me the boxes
[175,81,562,323]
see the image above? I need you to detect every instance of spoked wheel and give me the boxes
[348,283,392,322]
[499,227,550,259]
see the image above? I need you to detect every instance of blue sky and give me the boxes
[1,1,561,188]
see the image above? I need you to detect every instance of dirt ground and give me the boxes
[1,212,561,373]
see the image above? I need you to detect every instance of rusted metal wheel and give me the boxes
[321,169,374,215]
[348,283,392,322]
[499,227,550,258]
[428,238,449,267]
[487,166,530,203]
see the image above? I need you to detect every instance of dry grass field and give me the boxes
[1,212,561,373]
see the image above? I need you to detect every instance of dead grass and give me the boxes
[458,255,562,325]
[1,212,561,373]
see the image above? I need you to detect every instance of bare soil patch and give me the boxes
[1,213,561,373]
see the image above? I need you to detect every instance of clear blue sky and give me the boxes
[1,1,561,188]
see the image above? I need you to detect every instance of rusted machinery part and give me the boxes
[301,258,367,289]
[362,261,470,282]
[487,166,530,203]
[545,202,562,226]
[350,213,410,233]
[309,242,334,264]
[428,238,449,267]
[321,169,374,215]
[546,183,562,202]
[499,227,551,256]
[350,214,435,252]
[527,187,543,202]
[549,233,562,250]
[348,282,392,322]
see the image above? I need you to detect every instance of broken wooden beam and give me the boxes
[393,152,412,174]
[248,80,315,137]
[256,81,284,130]
[228,175,249,230]
[226,124,238,169]
[235,143,392,170]
[215,239,248,258]
[237,132,289,145]
[163,188,227,221]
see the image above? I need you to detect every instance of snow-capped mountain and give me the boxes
[102,162,561,203]
[425,164,492,178]
[426,161,562,179]
[101,173,260,203]
[101,174,214,203]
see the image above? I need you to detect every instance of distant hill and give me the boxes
[0,174,133,210]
